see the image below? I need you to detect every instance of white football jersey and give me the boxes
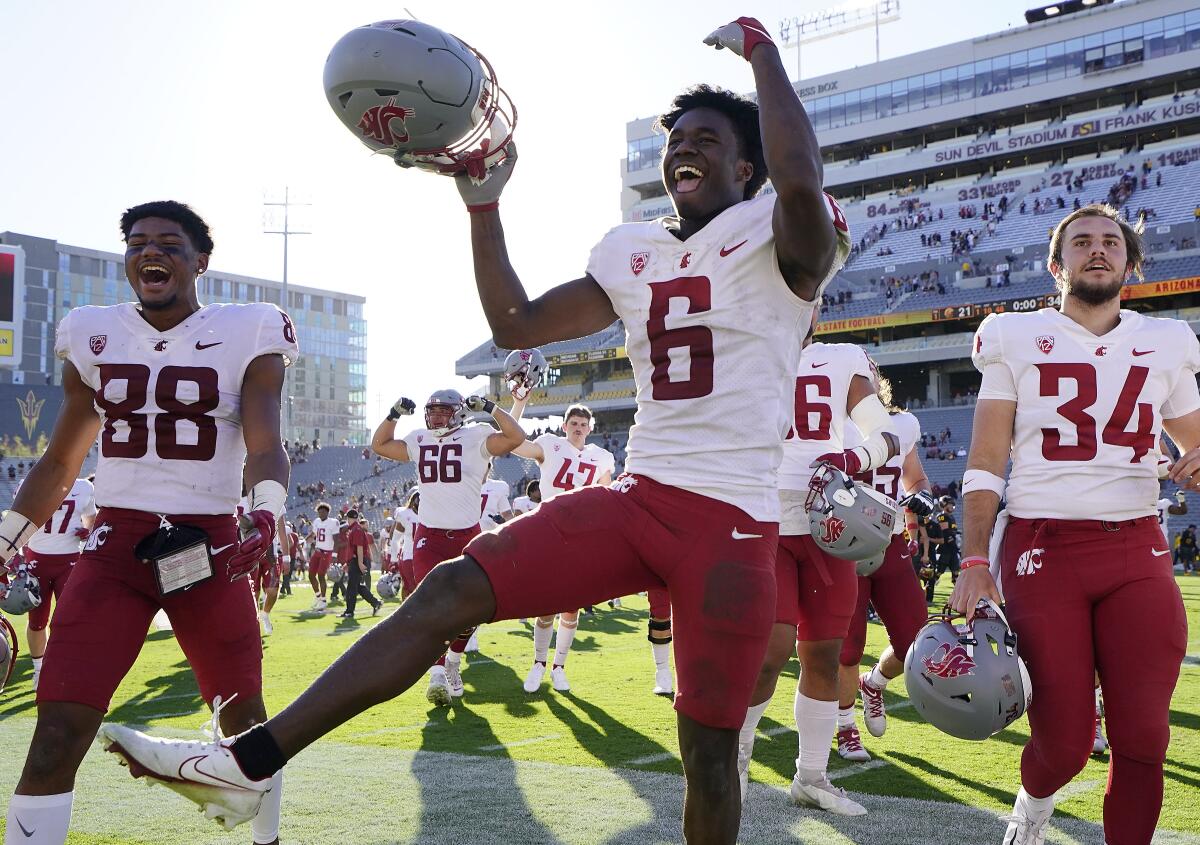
[311,516,340,552]
[402,424,493,529]
[1156,498,1174,536]
[847,411,922,535]
[586,192,849,522]
[478,478,512,532]
[535,434,616,502]
[974,308,1200,520]
[512,496,537,515]
[25,478,97,555]
[393,507,418,559]
[55,302,298,515]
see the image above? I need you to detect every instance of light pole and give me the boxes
[778,0,901,82]
[264,187,311,441]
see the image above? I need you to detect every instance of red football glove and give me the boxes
[226,510,277,581]
[703,17,775,61]
[811,450,863,476]
[907,539,920,559]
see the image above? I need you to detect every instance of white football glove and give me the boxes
[703,17,776,61]
[456,142,517,212]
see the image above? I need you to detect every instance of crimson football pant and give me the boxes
[1001,516,1186,845]
[21,551,78,633]
[840,534,927,667]
[413,525,481,664]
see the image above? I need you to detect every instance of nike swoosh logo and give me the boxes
[731,529,763,540]
[1132,349,1154,356]
[14,816,34,838]
[1151,548,1170,557]
[178,755,253,789]
[811,362,828,369]
[720,240,748,257]
[195,341,223,350]
[210,543,236,555]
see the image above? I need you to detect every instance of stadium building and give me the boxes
[0,231,367,448]
[458,0,1200,491]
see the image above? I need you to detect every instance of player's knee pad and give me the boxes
[647,617,672,644]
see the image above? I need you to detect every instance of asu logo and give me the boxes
[630,252,649,276]
[1035,335,1055,354]
[358,98,415,146]
[819,515,846,545]
[16,390,45,440]
[83,523,113,552]
[89,335,108,355]
[922,643,976,679]
[1016,547,1044,577]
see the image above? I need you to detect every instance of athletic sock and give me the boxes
[739,699,771,763]
[651,641,670,669]
[837,706,857,729]
[449,627,475,654]
[794,690,838,782]
[230,725,288,782]
[532,620,553,663]
[30,657,42,673]
[1015,786,1055,815]
[5,792,73,845]
[445,650,461,667]
[250,771,283,845]
[553,618,578,667]
[867,664,889,689]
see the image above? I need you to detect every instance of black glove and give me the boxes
[465,396,497,414]
[387,397,416,421]
[900,490,937,518]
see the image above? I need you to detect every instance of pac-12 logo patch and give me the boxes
[89,335,108,355]
[1035,335,1055,354]
[630,252,649,276]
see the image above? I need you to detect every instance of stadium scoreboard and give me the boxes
[931,292,1063,323]
[0,246,23,363]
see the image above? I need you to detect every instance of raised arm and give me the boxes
[465,397,527,457]
[371,397,416,462]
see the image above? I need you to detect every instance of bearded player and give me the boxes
[736,313,898,815]
[950,204,1198,845]
[367,389,525,703]
[97,19,849,843]
[836,379,933,762]
[15,477,96,691]
[2,201,296,845]
[511,403,614,693]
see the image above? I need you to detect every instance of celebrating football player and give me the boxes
[736,311,898,815]
[12,477,96,691]
[3,201,296,845]
[510,403,614,693]
[951,204,1199,845]
[308,502,339,612]
[97,18,850,844]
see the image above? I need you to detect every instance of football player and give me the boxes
[836,376,932,762]
[391,490,419,599]
[951,204,1199,844]
[647,587,674,696]
[14,477,96,690]
[511,478,540,515]
[308,502,339,611]
[97,19,850,843]
[367,388,525,702]
[924,495,961,603]
[510,404,615,693]
[736,311,898,815]
[478,470,514,533]
[3,201,295,844]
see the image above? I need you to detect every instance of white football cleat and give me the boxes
[98,698,272,832]
[790,776,867,816]
[523,661,546,693]
[652,666,674,697]
[1092,712,1107,755]
[858,672,887,737]
[464,631,480,652]
[550,664,570,692]
[426,667,452,707]
[258,611,273,637]
[836,726,871,762]
[444,659,465,698]
[1001,788,1053,845]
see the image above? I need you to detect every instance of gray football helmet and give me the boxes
[327,563,346,584]
[0,564,41,615]
[904,600,1032,741]
[805,465,897,562]
[425,389,468,436]
[503,349,548,400]
[376,572,400,599]
[855,549,887,577]
[0,614,15,695]
[323,20,515,177]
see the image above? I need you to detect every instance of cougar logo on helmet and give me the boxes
[358,99,415,145]
[922,643,976,679]
[819,515,846,545]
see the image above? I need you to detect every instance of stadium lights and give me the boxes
[778,0,900,81]
[1025,0,1113,24]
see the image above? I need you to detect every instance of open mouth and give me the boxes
[139,262,171,286]
[1084,261,1111,272]
[673,164,705,195]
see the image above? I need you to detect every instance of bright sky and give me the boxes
[0,1,1033,428]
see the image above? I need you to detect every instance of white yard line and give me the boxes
[829,759,890,780]
[479,734,562,751]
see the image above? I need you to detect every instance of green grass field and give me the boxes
[1,577,1198,844]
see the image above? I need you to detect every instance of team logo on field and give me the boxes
[1035,335,1055,354]
[922,643,976,679]
[83,523,112,552]
[819,515,846,545]
[89,335,108,355]
[357,99,414,146]
[630,252,649,276]
[1016,547,1044,577]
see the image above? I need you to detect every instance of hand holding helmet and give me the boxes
[900,490,937,518]
[456,142,517,212]
[948,561,1004,622]
[810,449,863,476]
[503,348,548,401]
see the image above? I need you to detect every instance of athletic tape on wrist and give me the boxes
[249,480,287,520]
[0,510,39,564]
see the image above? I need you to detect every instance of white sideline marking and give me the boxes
[762,725,793,737]
[479,734,561,751]
[354,722,435,738]
[627,750,678,765]
[829,759,889,780]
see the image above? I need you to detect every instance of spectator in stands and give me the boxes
[1019,201,1026,214]
[1156,172,1162,187]
[956,446,967,458]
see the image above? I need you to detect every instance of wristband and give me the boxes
[960,556,990,570]
[482,398,497,414]
[387,408,401,421]
[467,202,499,214]
[0,510,39,566]
[962,469,1006,498]
[248,480,287,520]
